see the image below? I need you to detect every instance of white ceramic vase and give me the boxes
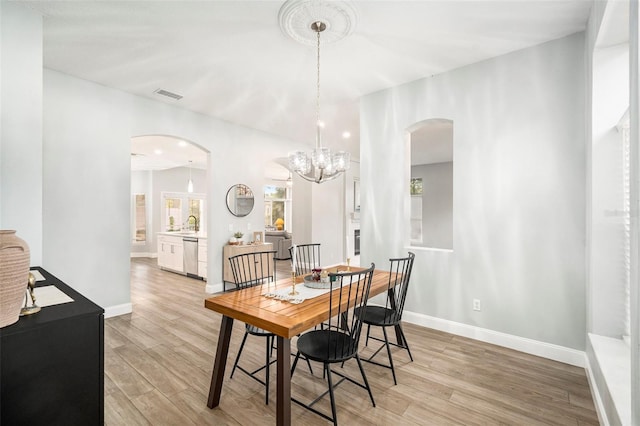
[0,230,30,328]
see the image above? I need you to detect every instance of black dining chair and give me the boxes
[355,252,415,385]
[227,250,277,404]
[289,243,321,277]
[290,264,376,426]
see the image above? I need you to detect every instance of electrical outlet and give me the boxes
[473,299,481,311]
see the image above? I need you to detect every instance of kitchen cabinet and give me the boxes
[198,238,207,280]
[0,267,104,425]
[158,234,184,272]
[222,243,273,289]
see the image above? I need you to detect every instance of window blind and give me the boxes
[619,109,631,342]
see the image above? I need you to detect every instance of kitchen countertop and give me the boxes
[157,231,207,239]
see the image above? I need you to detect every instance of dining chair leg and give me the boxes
[355,353,376,407]
[305,356,314,375]
[270,335,276,358]
[230,331,249,379]
[265,337,270,405]
[397,324,414,362]
[325,364,338,426]
[382,326,397,385]
[291,351,301,376]
[365,324,371,346]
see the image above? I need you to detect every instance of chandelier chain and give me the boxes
[316,23,321,148]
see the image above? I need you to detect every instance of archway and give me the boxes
[130,134,210,281]
[408,118,453,250]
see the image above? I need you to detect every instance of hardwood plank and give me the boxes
[114,343,191,396]
[131,389,197,425]
[166,388,243,426]
[104,347,155,399]
[104,389,150,426]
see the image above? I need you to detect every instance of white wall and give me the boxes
[0,2,43,265]
[344,161,360,261]
[43,71,133,310]
[291,173,312,245]
[311,177,346,266]
[411,162,453,250]
[361,33,586,350]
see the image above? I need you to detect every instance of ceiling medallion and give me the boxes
[278,0,358,46]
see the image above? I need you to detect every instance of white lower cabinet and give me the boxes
[198,239,207,280]
[157,235,184,273]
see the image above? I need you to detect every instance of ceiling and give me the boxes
[22,0,592,168]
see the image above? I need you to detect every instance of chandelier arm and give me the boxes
[292,168,343,184]
[315,171,342,184]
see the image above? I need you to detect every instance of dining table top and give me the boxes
[204,265,392,339]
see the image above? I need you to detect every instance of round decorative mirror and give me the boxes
[226,184,254,217]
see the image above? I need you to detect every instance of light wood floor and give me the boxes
[104,258,599,425]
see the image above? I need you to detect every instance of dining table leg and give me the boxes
[276,336,291,426]
[207,315,234,408]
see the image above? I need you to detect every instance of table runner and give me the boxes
[262,283,332,304]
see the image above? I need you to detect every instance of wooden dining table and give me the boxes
[205,265,395,426]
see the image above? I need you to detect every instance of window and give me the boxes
[165,197,182,231]
[410,178,423,244]
[162,192,205,232]
[410,178,423,195]
[264,185,289,230]
[188,198,203,230]
[133,194,146,242]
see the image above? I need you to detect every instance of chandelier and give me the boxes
[288,21,351,184]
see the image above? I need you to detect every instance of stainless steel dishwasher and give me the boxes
[183,237,199,278]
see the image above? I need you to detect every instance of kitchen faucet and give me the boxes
[187,215,199,232]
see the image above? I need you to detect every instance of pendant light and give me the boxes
[187,160,194,193]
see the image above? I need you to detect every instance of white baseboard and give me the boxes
[206,281,224,294]
[402,310,586,367]
[130,252,157,258]
[104,303,133,318]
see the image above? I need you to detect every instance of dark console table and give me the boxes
[0,267,104,425]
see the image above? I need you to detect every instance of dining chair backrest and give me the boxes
[382,252,415,322]
[289,243,321,276]
[228,250,277,290]
[324,263,375,358]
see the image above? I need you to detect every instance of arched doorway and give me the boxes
[130,134,210,281]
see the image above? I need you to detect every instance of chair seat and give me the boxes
[297,330,357,363]
[246,324,274,336]
[356,305,401,327]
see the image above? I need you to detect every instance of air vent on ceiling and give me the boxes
[131,152,145,157]
[153,88,183,100]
